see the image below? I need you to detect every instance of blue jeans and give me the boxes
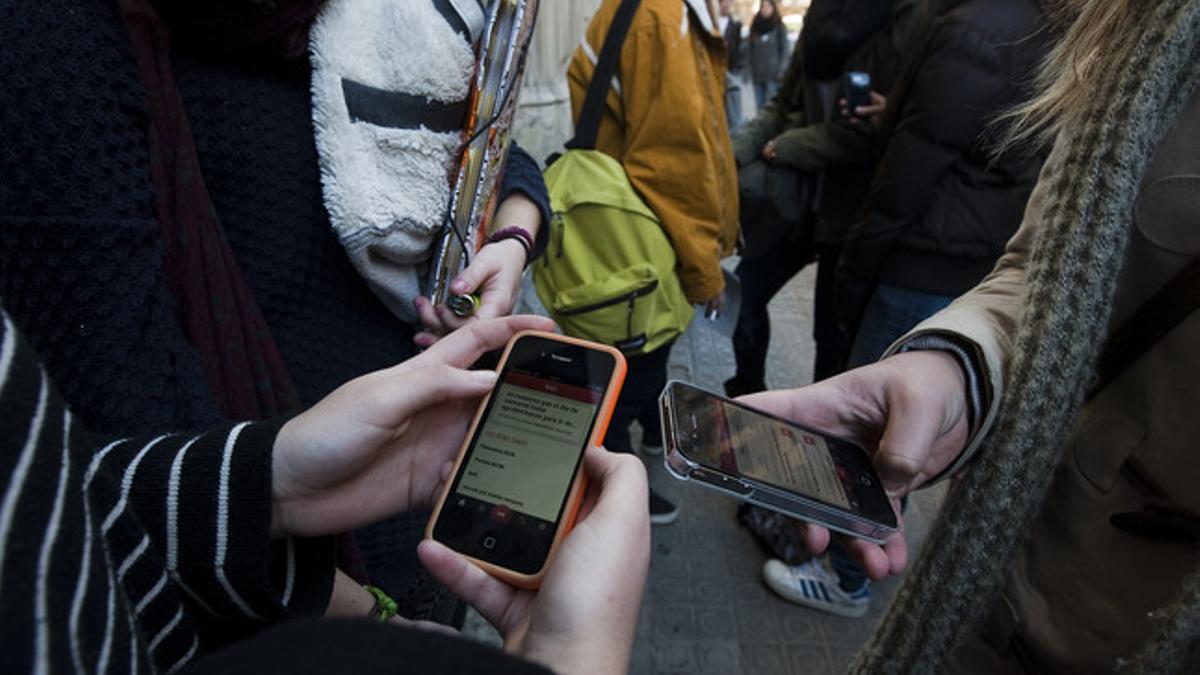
[725,73,745,131]
[847,284,955,368]
[754,80,779,111]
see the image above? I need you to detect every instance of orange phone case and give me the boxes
[424,330,627,589]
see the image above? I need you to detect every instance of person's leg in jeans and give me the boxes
[754,81,769,110]
[828,540,869,593]
[728,239,816,396]
[603,340,678,524]
[847,283,955,368]
[764,79,780,105]
[636,382,667,452]
[811,245,852,382]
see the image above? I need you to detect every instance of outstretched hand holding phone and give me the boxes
[739,350,971,579]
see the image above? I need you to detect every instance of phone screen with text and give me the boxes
[672,384,893,526]
[455,372,601,523]
[707,399,853,508]
[433,337,616,575]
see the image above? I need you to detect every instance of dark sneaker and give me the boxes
[723,376,766,398]
[649,490,679,525]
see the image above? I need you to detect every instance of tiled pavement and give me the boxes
[469,262,947,673]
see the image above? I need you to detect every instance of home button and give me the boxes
[481,532,500,551]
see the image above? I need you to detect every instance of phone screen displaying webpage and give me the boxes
[674,385,892,520]
[434,338,616,575]
[454,370,602,524]
[701,397,854,509]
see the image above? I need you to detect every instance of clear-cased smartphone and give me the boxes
[425,331,626,589]
[659,381,897,543]
[844,70,872,114]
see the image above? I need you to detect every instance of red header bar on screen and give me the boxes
[504,371,602,404]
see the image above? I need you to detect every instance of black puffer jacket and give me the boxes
[837,0,1049,314]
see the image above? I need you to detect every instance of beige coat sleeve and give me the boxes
[884,143,1066,473]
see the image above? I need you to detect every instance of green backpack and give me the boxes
[532,0,692,355]
[534,149,693,355]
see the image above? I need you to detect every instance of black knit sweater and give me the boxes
[0,310,333,673]
[0,0,550,439]
[0,309,551,675]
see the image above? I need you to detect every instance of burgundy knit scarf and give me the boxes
[115,0,306,421]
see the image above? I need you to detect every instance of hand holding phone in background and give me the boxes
[839,71,887,130]
[844,71,873,110]
[660,381,899,545]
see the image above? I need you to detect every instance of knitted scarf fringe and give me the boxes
[848,2,1200,673]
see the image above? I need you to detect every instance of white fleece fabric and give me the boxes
[310,0,483,323]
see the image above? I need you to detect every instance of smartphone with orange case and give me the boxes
[425,330,626,589]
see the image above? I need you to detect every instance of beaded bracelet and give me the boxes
[487,226,535,267]
[364,584,398,622]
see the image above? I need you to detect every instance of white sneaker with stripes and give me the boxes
[762,557,870,618]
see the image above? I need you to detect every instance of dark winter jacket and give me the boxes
[748,20,789,85]
[837,0,1049,314]
[732,0,924,245]
[800,0,898,81]
[722,16,744,74]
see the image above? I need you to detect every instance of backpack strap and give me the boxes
[1091,253,1200,397]
[566,0,643,150]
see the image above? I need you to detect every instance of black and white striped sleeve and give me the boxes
[91,420,336,626]
[0,307,334,648]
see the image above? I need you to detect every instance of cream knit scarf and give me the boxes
[851,1,1200,673]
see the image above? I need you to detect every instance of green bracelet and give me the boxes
[364,584,398,622]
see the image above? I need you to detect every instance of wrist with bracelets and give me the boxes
[364,584,398,622]
[487,226,535,267]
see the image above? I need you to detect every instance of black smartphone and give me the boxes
[844,71,872,115]
[426,331,626,588]
[659,381,897,543]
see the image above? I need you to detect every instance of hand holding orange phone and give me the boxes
[425,331,627,588]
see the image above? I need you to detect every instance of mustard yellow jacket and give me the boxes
[568,0,739,303]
